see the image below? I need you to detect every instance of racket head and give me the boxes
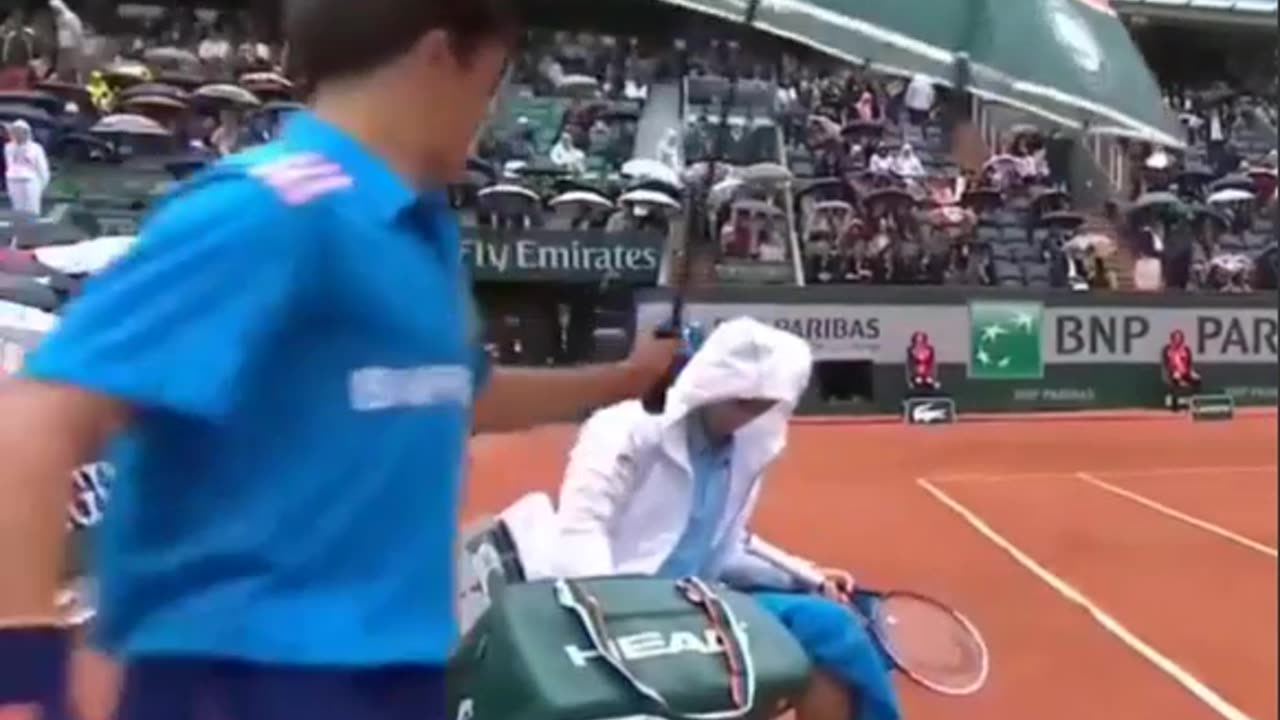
[856,590,990,696]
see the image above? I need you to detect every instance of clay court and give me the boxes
[465,410,1278,720]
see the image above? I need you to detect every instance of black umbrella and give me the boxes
[0,103,53,127]
[34,81,93,110]
[154,72,206,92]
[466,157,497,184]
[841,119,885,139]
[795,177,849,203]
[1038,211,1085,229]
[961,187,1003,210]
[1189,204,1230,228]
[863,187,916,208]
[0,91,63,117]
[1177,166,1215,185]
[1210,174,1252,193]
[1129,191,1184,214]
[626,177,683,199]
[0,273,62,311]
[1031,188,1070,208]
[119,83,189,102]
[261,100,306,115]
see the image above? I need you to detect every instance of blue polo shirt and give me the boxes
[23,111,487,666]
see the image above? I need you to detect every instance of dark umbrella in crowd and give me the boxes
[841,119,885,142]
[1209,174,1253,193]
[193,83,262,111]
[864,186,916,210]
[154,72,206,92]
[1038,210,1086,231]
[119,83,190,103]
[1128,191,1186,224]
[740,162,793,186]
[119,94,189,113]
[101,60,152,88]
[0,91,64,117]
[0,103,53,127]
[143,47,200,72]
[0,273,62,312]
[33,81,94,113]
[239,72,294,101]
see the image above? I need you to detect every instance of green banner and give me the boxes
[463,229,664,285]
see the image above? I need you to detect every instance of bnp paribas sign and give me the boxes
[461,229,664,284]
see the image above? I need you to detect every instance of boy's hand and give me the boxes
[817,568,855,603]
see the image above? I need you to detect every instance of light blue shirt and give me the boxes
[24,111,487,666]
[658,416,733,578]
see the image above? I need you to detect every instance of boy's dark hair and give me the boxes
[284,0,520,87]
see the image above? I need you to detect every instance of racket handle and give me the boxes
[640,324,686,415]
[746,535,827,589]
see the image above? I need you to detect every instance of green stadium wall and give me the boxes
[634,286,1279,415]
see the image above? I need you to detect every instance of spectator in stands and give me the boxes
[501,117,537,163]
[1161,330,1202,410]
[720,205,755,258]
[197,23,233,68]
[892,143,925,180]
[48,0,85,83]
[903,73,934,126]
[209,110,245,157]
[868,144,894,175]
[4,120,50,217]
[549,131,586,174]
[0,14,37,90]
[1086,253,1117,290]
[905,331,940,396]
[852,88,878,122]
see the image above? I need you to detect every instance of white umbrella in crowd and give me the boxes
[621,159,682,189]
[90,113,171,136]
[33,235,138,276]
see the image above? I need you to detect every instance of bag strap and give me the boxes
[553,577,758,720]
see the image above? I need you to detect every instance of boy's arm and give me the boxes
[0,380,123,622]
[472,334,677,434]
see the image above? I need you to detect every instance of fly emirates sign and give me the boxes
[462,229,663,284]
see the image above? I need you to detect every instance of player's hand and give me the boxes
[817,568,855,603]
[623,330,682,395]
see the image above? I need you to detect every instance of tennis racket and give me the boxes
[846,588,990,696]
[746,535,990,697]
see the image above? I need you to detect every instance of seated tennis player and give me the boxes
[554,317,901,720]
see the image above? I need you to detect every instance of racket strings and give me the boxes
[873,595,988,692]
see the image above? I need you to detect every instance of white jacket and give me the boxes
[554,317,816,587]
[5,140,50,186]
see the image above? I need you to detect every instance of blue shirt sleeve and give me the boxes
[23,175,309,421]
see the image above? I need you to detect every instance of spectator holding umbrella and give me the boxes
[1161,330,1202,410]
[0,14,37,91]
[48,0,85,83]
[903,72,934,126]
[4,119,50,216]
[209,108,244,156]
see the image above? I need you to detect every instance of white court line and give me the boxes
[930,465,1277,484]
[1076,472,1278,559]
[916,477,1256,720]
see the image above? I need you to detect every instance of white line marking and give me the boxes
[1075,472,1278,559]
[930,465,1277,484]
[916,477,1256,720]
